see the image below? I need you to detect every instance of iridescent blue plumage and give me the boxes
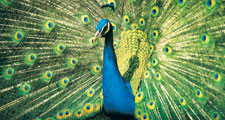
[95,19,135,117]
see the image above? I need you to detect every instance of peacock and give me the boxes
[0,0,224,120]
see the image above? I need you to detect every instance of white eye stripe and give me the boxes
[100,23,107,35]
[104,22,110,35]
[102,22,110,35]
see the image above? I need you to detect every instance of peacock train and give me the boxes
[0,0,224,120]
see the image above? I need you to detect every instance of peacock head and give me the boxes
[94,19,111,42]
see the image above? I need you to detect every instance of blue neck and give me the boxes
[102,29,135,115]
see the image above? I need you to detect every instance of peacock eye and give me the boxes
[207,0,212,7]
[81,15,91,24]
[143,115,147,119]
[25,53,37,65]
[155,72,161,80]
[138,18,146,28]
[200,33,211,45]
[83,103,93,114]
[48,22,53,28]
[72,59,76,64]
[3,67,15,80]
[177,0,187,7]
[43,20,55,32]
[107,0,117,9]
[111,23,117,32]
[152,9,156,14]
[135,109,143,118]
[59,77,69,88]
[7,69,12,75]
[57,111,64,120]
[68,57,78,68]
[214,73,218,79]
[151,6,160,17]
[149,44,155,53]
[211,112,220,120]
[213,113,217,118]
[59,112,63,116]
[87,88,95,97]
[147,100,155,110]
[12,30,25,44]
[89,37,97,47]
[165,48,169,52]
[142,113,149,120]
[113,41,119,49]
[152,58,158,67]
[202,35,207,42]
[150,102,153,106]
[17,33,22,39]
[136,111,140,115]
[123,15,130,24]
[47,73,52,77]
[66,111,69,115]
[47,73,51,77]
[43,71,53,82]
[179,0,183,3]
[84,17,88,22]
[20,83,31,94]
[78,111,81,114]
[138,94,141,97]
[179,97,187,106]
[163,45,173,55]
[213,72,222,82]
[55,43,66,55]
[180,98,183,102]
[91,64,102,75]
[205,0,217,11]
[197,91,200,95]
[151,30,159,40]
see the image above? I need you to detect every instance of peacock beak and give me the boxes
[93,30,101,43]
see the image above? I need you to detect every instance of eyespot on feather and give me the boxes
[12,30,25,44]
[151,6,160,17]
[54,43,66,55]
[19,83,31,95]
[123,15,130,24]
[25,53,37,65]
[63,109,73,119]
[87,88,95,97]
[135,92,144,103]
[147,100,155,110]
[91,64,102,75]
[42,20,55,32]
[83,103,94,114]
[42,71,53,82]
[3,67,15,80]
[177,0,188,7]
